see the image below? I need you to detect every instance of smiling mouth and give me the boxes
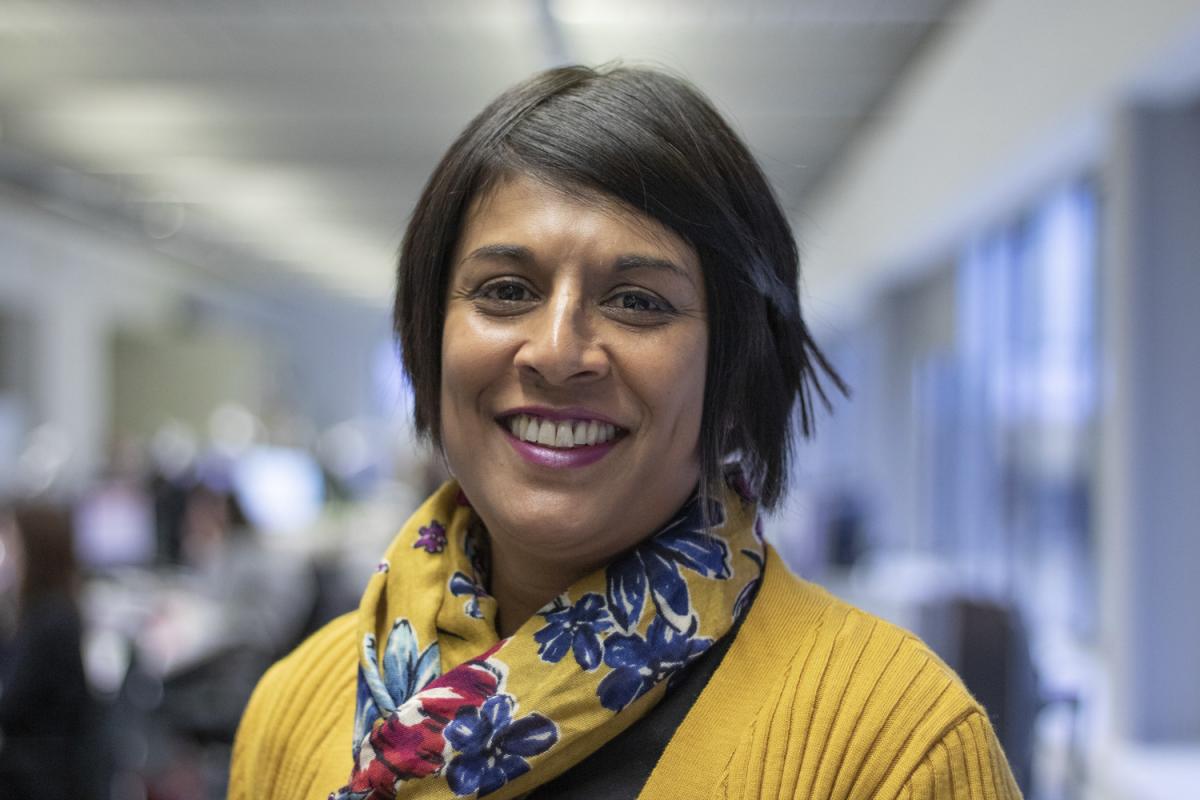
[499,413,625,449]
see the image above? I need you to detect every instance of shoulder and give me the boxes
[730,550,1021,798]
[643,548,1021,799]
[247,611,359,718]
[229,612,359,800]
[747,551,971,707]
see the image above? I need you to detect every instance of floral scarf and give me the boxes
[331,476,764,800]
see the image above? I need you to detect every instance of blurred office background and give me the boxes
[1,1,1198,798]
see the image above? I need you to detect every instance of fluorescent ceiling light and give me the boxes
[18,86,224,161]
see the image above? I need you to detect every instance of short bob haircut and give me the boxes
[395,64,844,510]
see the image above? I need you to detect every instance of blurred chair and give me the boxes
[919,598,1040,794]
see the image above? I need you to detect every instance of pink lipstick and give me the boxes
[503,428,618,468]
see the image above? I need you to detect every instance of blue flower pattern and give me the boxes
[445,694,559,797]
[524,492,764,719]
[596,616,713,711]
[533,593,613,671]
[606,495,730,632]
[352,618,441,759]
[449,571,486,619]
[348,483,759,796]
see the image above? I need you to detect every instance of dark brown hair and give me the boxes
[11,503,78,605]
[395,64,845,509]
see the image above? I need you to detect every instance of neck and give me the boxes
[488,541,596,638]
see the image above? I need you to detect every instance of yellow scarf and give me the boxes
[331,476,763,799]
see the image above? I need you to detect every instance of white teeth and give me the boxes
[555,422,574,447]
[507,413,620,449]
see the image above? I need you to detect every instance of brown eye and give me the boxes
[621,293,653,311]
[478,280,534,303]
[494,283,529,302]
[608,291,672,313]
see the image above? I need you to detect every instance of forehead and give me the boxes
[455,173,699,272]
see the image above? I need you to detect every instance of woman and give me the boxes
[230,66,1020,799]
[0,506,100,800]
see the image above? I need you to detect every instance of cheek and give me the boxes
[678,349,708,440]
[630,328,707,442]
[439,310,508,426]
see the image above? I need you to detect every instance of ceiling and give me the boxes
[0,0,963,307]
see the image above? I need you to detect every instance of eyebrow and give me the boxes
[462,243,535,265]
[613,254,695,287]
[463,244,694,287]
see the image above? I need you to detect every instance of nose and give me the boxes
[513,286,609,386]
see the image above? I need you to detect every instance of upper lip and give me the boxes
[498,405,625,429]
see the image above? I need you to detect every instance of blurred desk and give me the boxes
[137,585,233,679]
[83,570,237,683]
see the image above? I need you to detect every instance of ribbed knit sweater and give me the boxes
[229,549,1021,799]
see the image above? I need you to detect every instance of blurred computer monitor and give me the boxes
[231,445,324,535]
[74,483,156,568]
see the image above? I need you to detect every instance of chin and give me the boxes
[479,472,695,567]
[490,485,621,553]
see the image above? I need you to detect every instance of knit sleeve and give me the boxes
[228,657,287,800]
[227,612,359,800]
[896,712,1022,800]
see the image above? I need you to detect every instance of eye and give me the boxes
[474,279,536,305]
[605,290,674,314]
[493,283,529,301]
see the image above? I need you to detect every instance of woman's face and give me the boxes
[440,173,707,570]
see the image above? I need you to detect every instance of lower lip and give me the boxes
[502,428,619,468]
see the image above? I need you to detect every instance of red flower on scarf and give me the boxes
[340,645,509,798]
[350,719,446,791]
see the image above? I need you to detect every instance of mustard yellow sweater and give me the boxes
[229,549,1021,799]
